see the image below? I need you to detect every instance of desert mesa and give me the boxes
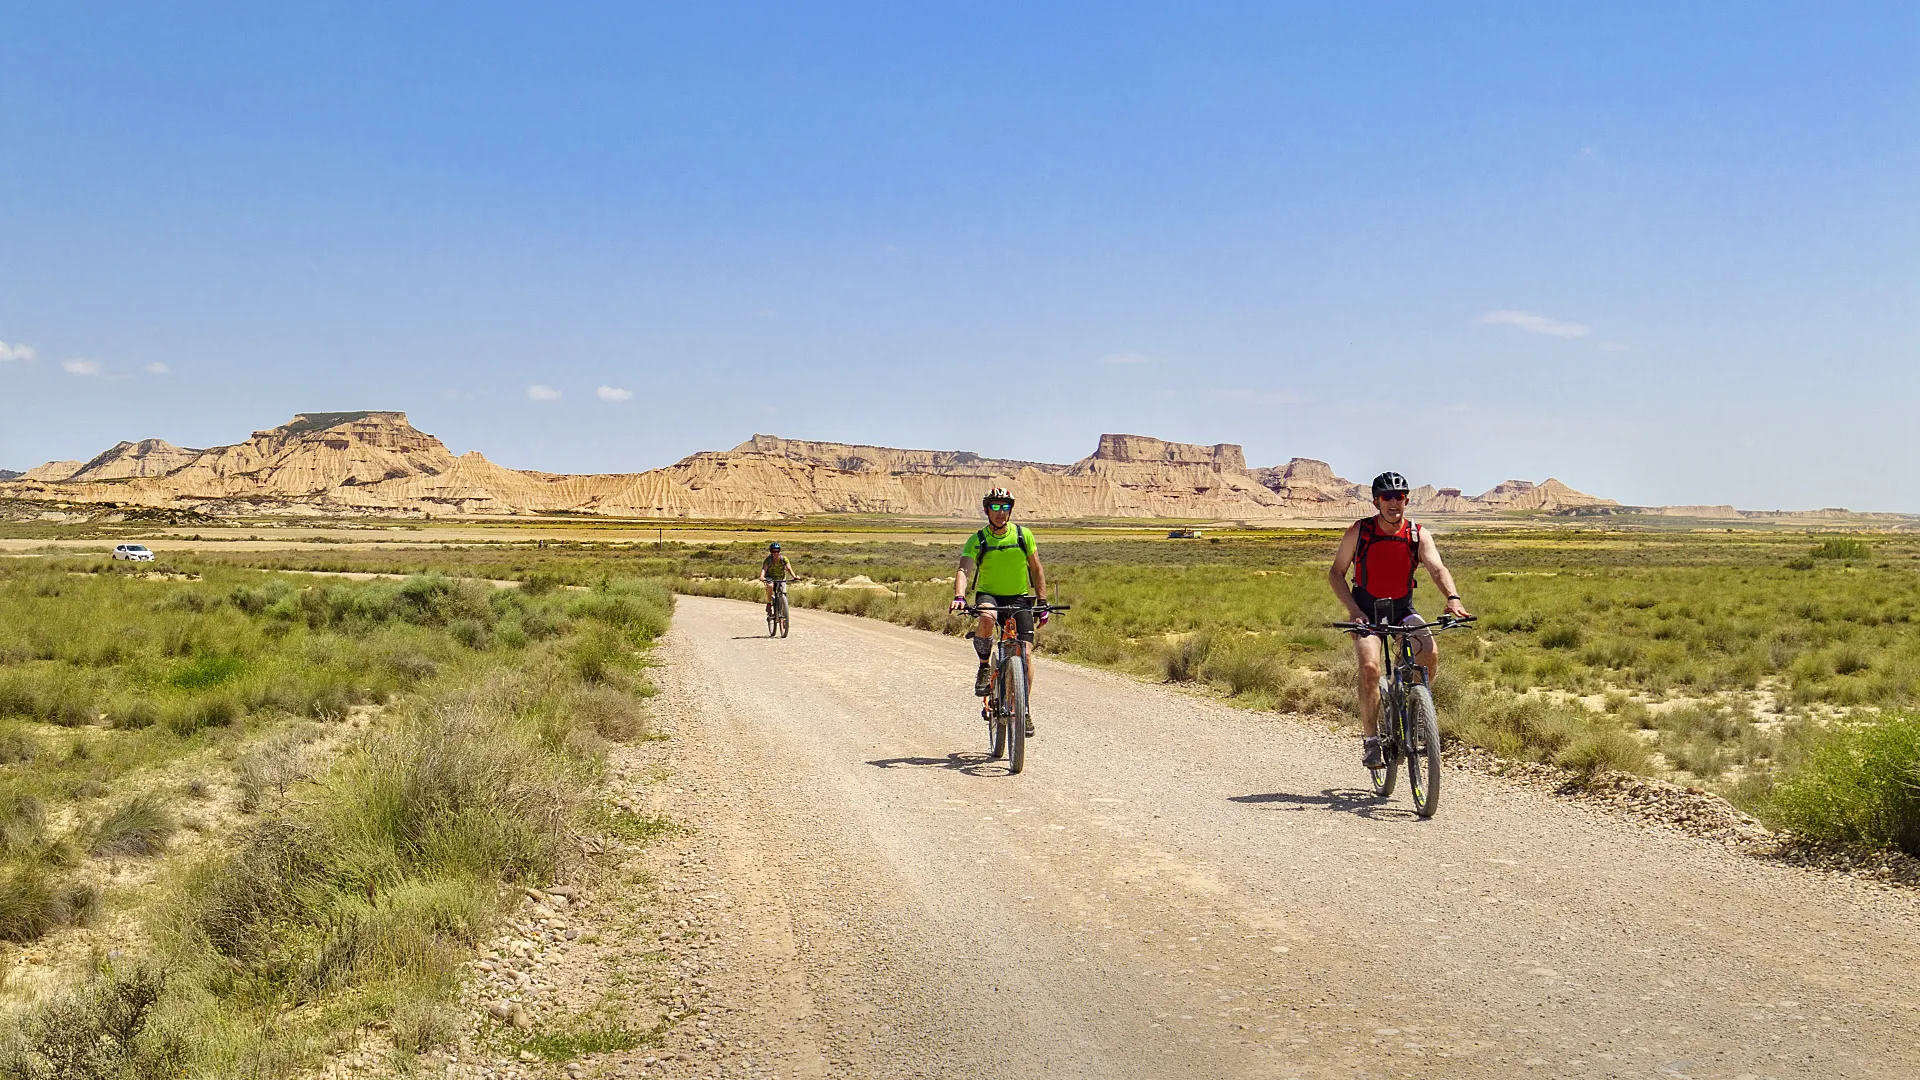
[0,408,1703,522]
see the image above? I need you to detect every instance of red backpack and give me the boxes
[1353,517,1421,598]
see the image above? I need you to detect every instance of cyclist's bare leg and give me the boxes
[975,612,997,643]
[1353,634,1385,738]
[763,582,774,606]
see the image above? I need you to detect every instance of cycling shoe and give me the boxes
[1361,736,1386,770]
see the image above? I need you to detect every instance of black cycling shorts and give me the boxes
[1350,586,1416,625]
[974,593,1036,642]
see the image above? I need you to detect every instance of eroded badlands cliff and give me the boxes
[1,411,1616,521]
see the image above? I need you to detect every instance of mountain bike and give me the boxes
[961,598,1068,775]
[765,579,792,638]
[1329,609,1474,818]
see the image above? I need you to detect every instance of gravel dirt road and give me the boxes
[634,595,1919,1080]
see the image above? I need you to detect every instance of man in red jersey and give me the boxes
[1328,472,1472,769]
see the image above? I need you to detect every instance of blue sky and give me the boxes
[2,3,1914,510]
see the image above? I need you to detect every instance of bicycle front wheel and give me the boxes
[1406,684,1441,818]
[776,595,790,637]
[1004,652,1028,775]
[1370,688,1400,798]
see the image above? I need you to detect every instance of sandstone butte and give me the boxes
[0,410,1619,521]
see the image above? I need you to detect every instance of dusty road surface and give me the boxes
[640,595,1919,1080]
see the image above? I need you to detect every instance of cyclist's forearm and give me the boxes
[954,561,972,598]
[1329,566,1362,616]
[1030,561,1047,599]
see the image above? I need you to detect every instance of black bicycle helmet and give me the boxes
[768,542,782,552]
[982,487,1015,510]
[1371,471,1411,497]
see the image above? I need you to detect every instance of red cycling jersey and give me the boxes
[1351,516,1421,600]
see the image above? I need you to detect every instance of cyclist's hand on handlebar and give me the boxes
[950,595,968,614]
[1037,604,1051,628]
[1444,596,1471,619]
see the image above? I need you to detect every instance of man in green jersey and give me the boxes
[759,542,796,611]
[949,487,1050,733]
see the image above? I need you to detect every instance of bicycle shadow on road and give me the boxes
[865,752,1015,778]
[1230,788,1423,822]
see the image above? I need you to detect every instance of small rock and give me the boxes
[485,1000,514,1021]
[510,1004,534,1031]
[565,928,580,941]
[518,1050,538,1063]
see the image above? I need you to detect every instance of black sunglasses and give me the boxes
[1375,492,1409,502]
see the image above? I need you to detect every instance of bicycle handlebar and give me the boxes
[1329,614,1475,636]
[959,600,1071,616]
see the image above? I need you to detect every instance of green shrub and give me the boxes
[0,864,96,943]
[166,654,249,691]
[1156,632,1213,683]
[88,794,176,857]
[1538,624,1582,650]
[1765,712,1920,854]
[1557,726,1652,776]
[0,965,177,1080]
[1200,638,1293,698]
[1810,536,1871,560]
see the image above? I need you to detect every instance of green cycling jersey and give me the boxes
[962,524,1038,597]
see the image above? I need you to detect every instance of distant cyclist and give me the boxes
[1328,472,1471,769]
[949,488,1050,735]
[760,542,796,611]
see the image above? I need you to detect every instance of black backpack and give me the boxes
[970,525,1033,570]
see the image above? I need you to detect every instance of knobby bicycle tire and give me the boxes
[1370,686,1401,798]
[988,668,1007,760]
[1005,651,1028,775]
[1406,683,1441,818]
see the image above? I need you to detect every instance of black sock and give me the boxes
[973,636,991,661]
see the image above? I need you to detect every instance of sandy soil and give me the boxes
[549,595,1919,1080]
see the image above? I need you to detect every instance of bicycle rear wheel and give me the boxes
[1406,684,1441,818]
[1005,652,1028,775]
[776,594,790,637]
[766,602,778,637]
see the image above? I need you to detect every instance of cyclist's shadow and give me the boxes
[865,752,1015,778]
[1230,788,1423,822]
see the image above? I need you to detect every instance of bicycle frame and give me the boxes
[958,598,1069,775]
[1330,613,1473,817]
[985,612,1027,709]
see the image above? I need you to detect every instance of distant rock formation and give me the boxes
[1,411,1620,521]
[65,439,204,482]
[21,460,85,482]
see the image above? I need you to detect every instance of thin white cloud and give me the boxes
[0,341,36,363]
[62,359,104,377]
[144,361,171,375]
[526,385,562,401]
[1474,310,1592,338]
[1101,351,1154,364]
[595,385,633,402]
